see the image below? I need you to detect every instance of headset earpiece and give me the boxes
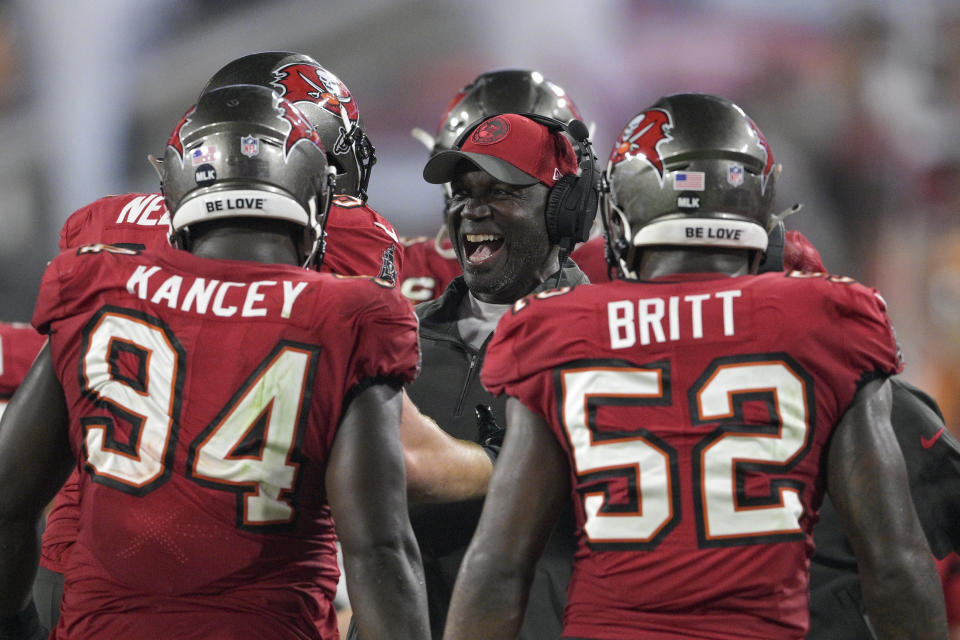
[519,114,599,250]
[451,112,600,251]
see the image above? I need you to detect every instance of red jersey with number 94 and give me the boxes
[32,245,419,640]
[482,271,902,640]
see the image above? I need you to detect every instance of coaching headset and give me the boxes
[451,112,601,254]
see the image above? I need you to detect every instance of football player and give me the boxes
[444,93,947,639]
[771,231,960,638]
[0,85,428,639]
[38,51,404,631]
[59,51,402,283]
[399,69,589,303]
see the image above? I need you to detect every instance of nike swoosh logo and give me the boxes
[921,427,945,449]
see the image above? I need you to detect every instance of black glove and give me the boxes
[476,404,505,463]
[0,600,48,640]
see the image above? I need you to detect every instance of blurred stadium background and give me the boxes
[0,0,958,429]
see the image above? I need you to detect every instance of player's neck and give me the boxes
[638,248,755,279]
[189,225,301,266]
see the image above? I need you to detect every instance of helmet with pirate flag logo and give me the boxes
[429,69,585,155]
[202,52,376,201]
[602,92,780,279]
[161,84,335,269]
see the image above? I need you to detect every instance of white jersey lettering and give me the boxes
[607,289,743,348]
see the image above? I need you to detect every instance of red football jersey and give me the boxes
[44,192,405,576]
[32,246,419,639]
[323,195,404,283]
[0,322,45,414]
[483,271,902,640]
[570,235,610,284]
[397,234,461,303]
[58,192,404,280]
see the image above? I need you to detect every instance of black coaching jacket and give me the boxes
[807,377,960,639]
[408,263,588,640]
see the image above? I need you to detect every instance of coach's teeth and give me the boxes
[466,234,500,242]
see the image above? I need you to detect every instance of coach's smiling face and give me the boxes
[446,169,557,304]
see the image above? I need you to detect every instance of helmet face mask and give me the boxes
[202,52,375,200]
[162,85,335,269]
[602,93,780,279]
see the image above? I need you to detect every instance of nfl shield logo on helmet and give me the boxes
[728,163,744,187]
[241,135,260,158]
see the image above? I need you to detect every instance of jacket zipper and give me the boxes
[453,332,495,418]
[454,351,480,418]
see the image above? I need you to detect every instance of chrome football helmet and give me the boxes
[202,52,375,200]
[430,69,585,154]
[602,93,780,279]
[162,84,335,268]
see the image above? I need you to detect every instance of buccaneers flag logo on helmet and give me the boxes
[747,116,775,194]
[271,63,360,124]
[166,105,197,165]
[275,98,322,159]
[609,108,673,184]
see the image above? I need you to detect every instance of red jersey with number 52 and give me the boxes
[32,245,419,640]
[482,271,902,640]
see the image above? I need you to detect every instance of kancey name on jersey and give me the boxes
[126,265,308,319]
[608,289,741,348]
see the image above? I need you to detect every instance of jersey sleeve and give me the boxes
[58,202,95,250]
[0,323,45,396]
[321,199,404,283]
[32,252,72,335]
[483,295,578,399]
[829,281,903,379]
[340,280,420,390]
[31,249,123,335]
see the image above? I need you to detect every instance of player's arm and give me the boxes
[889,379,960,559]
[400,391,494,503]
[443,397,568,640]
[0,345,72,633]
[325,382,428,640]
[827,377,948,639]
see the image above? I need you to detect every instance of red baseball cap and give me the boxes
[423,113,578,187]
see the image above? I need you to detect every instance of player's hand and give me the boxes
[475,404,505,449]
[783,230,826,273]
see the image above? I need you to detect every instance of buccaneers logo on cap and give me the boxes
[275,97,323,160]
[470,117,510,146]
[271,63,360,125]
[166,105,197,165]
[609,108,673,184]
